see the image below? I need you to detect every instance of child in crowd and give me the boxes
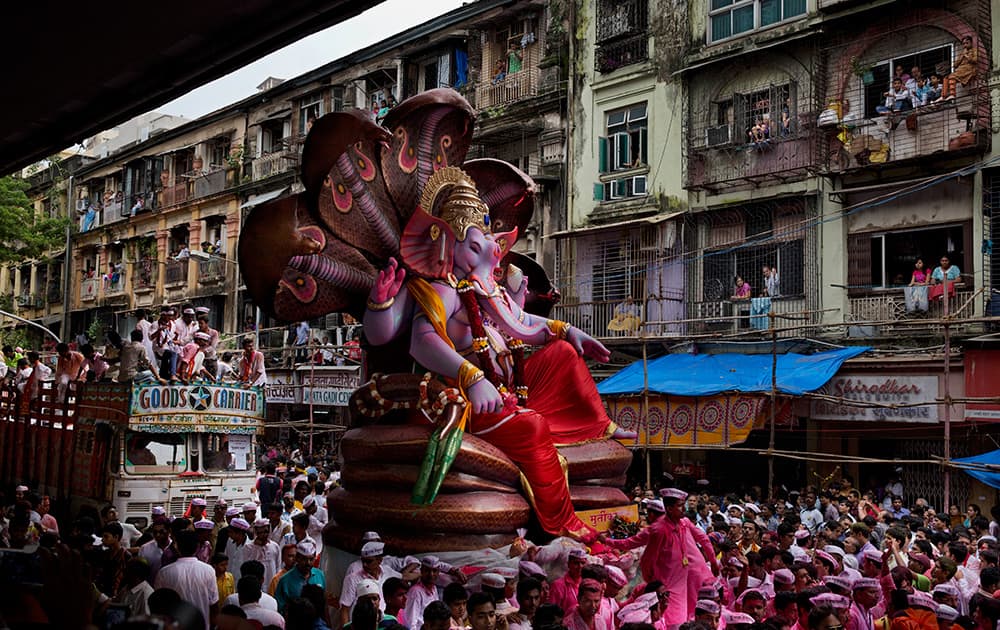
[926,74,943,103]
[912,77,930,107]
[876,78,912,114]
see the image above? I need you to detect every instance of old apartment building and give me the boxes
[554,0,998,502]
[3,0,568,353]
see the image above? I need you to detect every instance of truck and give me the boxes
[0,380,265,530]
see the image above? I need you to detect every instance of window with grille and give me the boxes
[847,224,967,292]
[332,86,345,112]
[599,103,648,173]
[592,238,645,302]
[860,45,953,119]
[298,93,324,133]
[709,0,806,44]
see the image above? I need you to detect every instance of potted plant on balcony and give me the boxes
[850,56,875,85]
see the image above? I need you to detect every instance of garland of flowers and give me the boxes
[457,280,499,389]
[456,279,529,403]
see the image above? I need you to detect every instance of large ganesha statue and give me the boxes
[239,89,633,552]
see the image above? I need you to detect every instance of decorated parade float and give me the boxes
[238,89,635,554]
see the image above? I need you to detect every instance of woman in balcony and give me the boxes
[935,36,977,103]
[507,41,523,75]
[905,258,930,313]
[731,275,751,300]
[929,255,960,303]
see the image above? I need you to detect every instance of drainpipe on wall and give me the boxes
[61,175,73,338]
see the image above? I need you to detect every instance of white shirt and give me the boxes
[243,539,282,587]
[242,601,286,628]
[116,580,154,616]
[138,539,168,582]
[340,565,402,612]
[269,521,291,545]
[405,582,441,630]
[227,538,249,581]
[154,557,219,630]
[226,591,278,611]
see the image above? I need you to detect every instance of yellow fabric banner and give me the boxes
[607,394,776,447]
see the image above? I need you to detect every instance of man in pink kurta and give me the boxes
[602,488,719,627]
[550,548,587,615]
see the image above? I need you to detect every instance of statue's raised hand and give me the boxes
[568,327,611,363]
[370,257,406,304]
[468,378,504,415]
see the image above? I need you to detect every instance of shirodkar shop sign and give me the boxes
[265,370,297,404]
[299,366,362,406]
[811,375,939,423]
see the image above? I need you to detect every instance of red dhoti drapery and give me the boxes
[521,340,615,445]
[468,340,609,538]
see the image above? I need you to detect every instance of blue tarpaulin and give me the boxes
[597,347,869,397]
[954,451,1000,489]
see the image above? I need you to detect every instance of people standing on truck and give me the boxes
[178,307,199,345]
[54,342,85,400]
[134,308,158,365]
[178,332,212,382]
[13,357,30,394]
[152,307,180,381]
[238,334,267,386]
[119,330,162,383]
[24,351,51,403]
[196,314,220,377]
[80,343,109,381]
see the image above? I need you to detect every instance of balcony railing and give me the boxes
[824,94,989,172]
[165,259,189,286]
[476,67,540,110]
[104,274,126,296]
[80,278,99,302]
[132,261,156,292]
[595,32,649,73]
[197,257,225,284]
[16,293,42,309]
[687,296,817,337]
[251,153,296,181]
[847,288,977,335]
[160,181,191,207]
[552,294,686,339]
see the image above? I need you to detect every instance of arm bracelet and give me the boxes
[457,360,485,391]
[366,296,395,311]
[546,319,571,340]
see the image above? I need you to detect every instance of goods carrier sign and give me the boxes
[129,383,265,434]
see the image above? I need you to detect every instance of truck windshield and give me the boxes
[124,432,188,474]
[201,433,253,472]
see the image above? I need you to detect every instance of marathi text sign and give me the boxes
[575,504,639,533]
[265,370,297,404]
[811,375,938,423]
[299,367,361,407]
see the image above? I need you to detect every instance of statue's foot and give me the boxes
[611,427,638,440]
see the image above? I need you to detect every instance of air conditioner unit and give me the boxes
[76,199,89,212]
[705,124,732,147]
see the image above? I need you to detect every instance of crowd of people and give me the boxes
[5,463,1000,630]
[0,304,271,408]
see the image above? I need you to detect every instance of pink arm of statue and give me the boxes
[408,299,505,415]
[475,281,611,363]
[363,258,414,346]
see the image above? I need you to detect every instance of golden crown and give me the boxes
[420,166,491,241]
